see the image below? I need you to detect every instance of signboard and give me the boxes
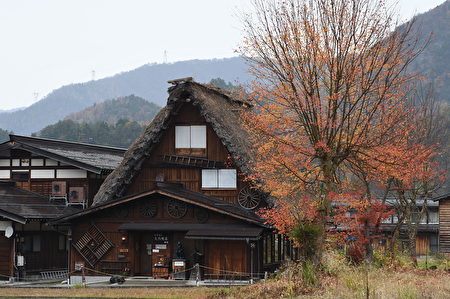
[17,256,25,267]
[174,261,185,267]
[155,244,167,250]
[153,233,169,244]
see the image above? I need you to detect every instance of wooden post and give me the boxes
[195,263,200,287]
[81,266,86,286]
[264,271,268,291]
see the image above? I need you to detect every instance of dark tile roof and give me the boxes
[0,182,80,222]
[4,135,126,174]
[92,80,255,205]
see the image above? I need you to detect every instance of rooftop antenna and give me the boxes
[91,70,96,81]
[163,50,168,64]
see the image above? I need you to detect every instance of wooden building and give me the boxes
[0,136,126,279]
[0,181,78,278]
[434,192,450,257]
[53,79,295,279]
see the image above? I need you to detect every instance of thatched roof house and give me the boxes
[93,80,255,206]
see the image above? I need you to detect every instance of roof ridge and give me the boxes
[10,134,127,151]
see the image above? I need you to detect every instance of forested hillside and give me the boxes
[65,95,160,125]
[0,57,250,134]
[408,1,450,103]
[0,128,12,143]
[35,119,144,148]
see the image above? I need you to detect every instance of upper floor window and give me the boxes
[175,125,206,149]
[202,169,237,189]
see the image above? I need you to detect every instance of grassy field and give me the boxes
[1,267,448,299]
[1,253,449,299]
[0,287,216,299]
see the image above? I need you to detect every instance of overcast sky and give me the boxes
[0,0,446,110]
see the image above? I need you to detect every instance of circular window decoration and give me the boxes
[195,208,209,223]
[139,201,158,218]
[167,199,187,218]
[238,187,261,210]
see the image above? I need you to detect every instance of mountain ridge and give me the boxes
[0,57,250,134]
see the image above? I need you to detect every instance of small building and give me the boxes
[0,135,126,279]
[0,181,78,278]
[53,79,296,279]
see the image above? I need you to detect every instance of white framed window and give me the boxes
[202,169,237,189]
[175,125,206,149]
[30,169,55,179]
[31,159,44,166]
[428,211,439,224]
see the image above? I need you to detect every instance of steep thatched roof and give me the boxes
[92,80,254,206]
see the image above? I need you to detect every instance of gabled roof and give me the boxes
[92,80,255,206]
[0,135,126,174]
[52,182,265,226]
[0,182,79,223]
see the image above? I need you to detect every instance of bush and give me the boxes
[346,242,365,265]
[289,221,324,261]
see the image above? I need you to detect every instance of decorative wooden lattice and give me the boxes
[167,199,187,218]
[238,187,261,210]
[73,225,114,267]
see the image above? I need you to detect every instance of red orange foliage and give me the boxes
[239,0,438,257]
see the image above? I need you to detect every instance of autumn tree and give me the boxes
[240,0,434,263]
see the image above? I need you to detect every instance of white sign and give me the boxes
[155,244,167,250]
[152,249,160,253]
[174,261,185,267]
[17,256,24,267]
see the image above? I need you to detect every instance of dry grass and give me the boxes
[0,287,216,298]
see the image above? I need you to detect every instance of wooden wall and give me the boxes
[126,103,251,206]
[439,199,450,252]
[70,195,249,275]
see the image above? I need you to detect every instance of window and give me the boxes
[175,125,206,148]
[428,210,439,224]
[12,171,29,181]
[201,169,237,189]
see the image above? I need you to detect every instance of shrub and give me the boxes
[289,221,324,261]
[346,242,365,265]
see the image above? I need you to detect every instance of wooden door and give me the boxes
[138,233,153,275]
[0,235,12,278]
[206,240,247,276]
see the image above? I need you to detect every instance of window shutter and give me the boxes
[202,169,218,188]
[218,169,237,188]
[190,125,207,148]
[175,126,191,148]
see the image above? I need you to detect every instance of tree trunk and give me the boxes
[407,228,417,265]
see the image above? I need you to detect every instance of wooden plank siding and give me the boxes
[70,196,247,275]
[439,199,450,252]
[126,104,249,205]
